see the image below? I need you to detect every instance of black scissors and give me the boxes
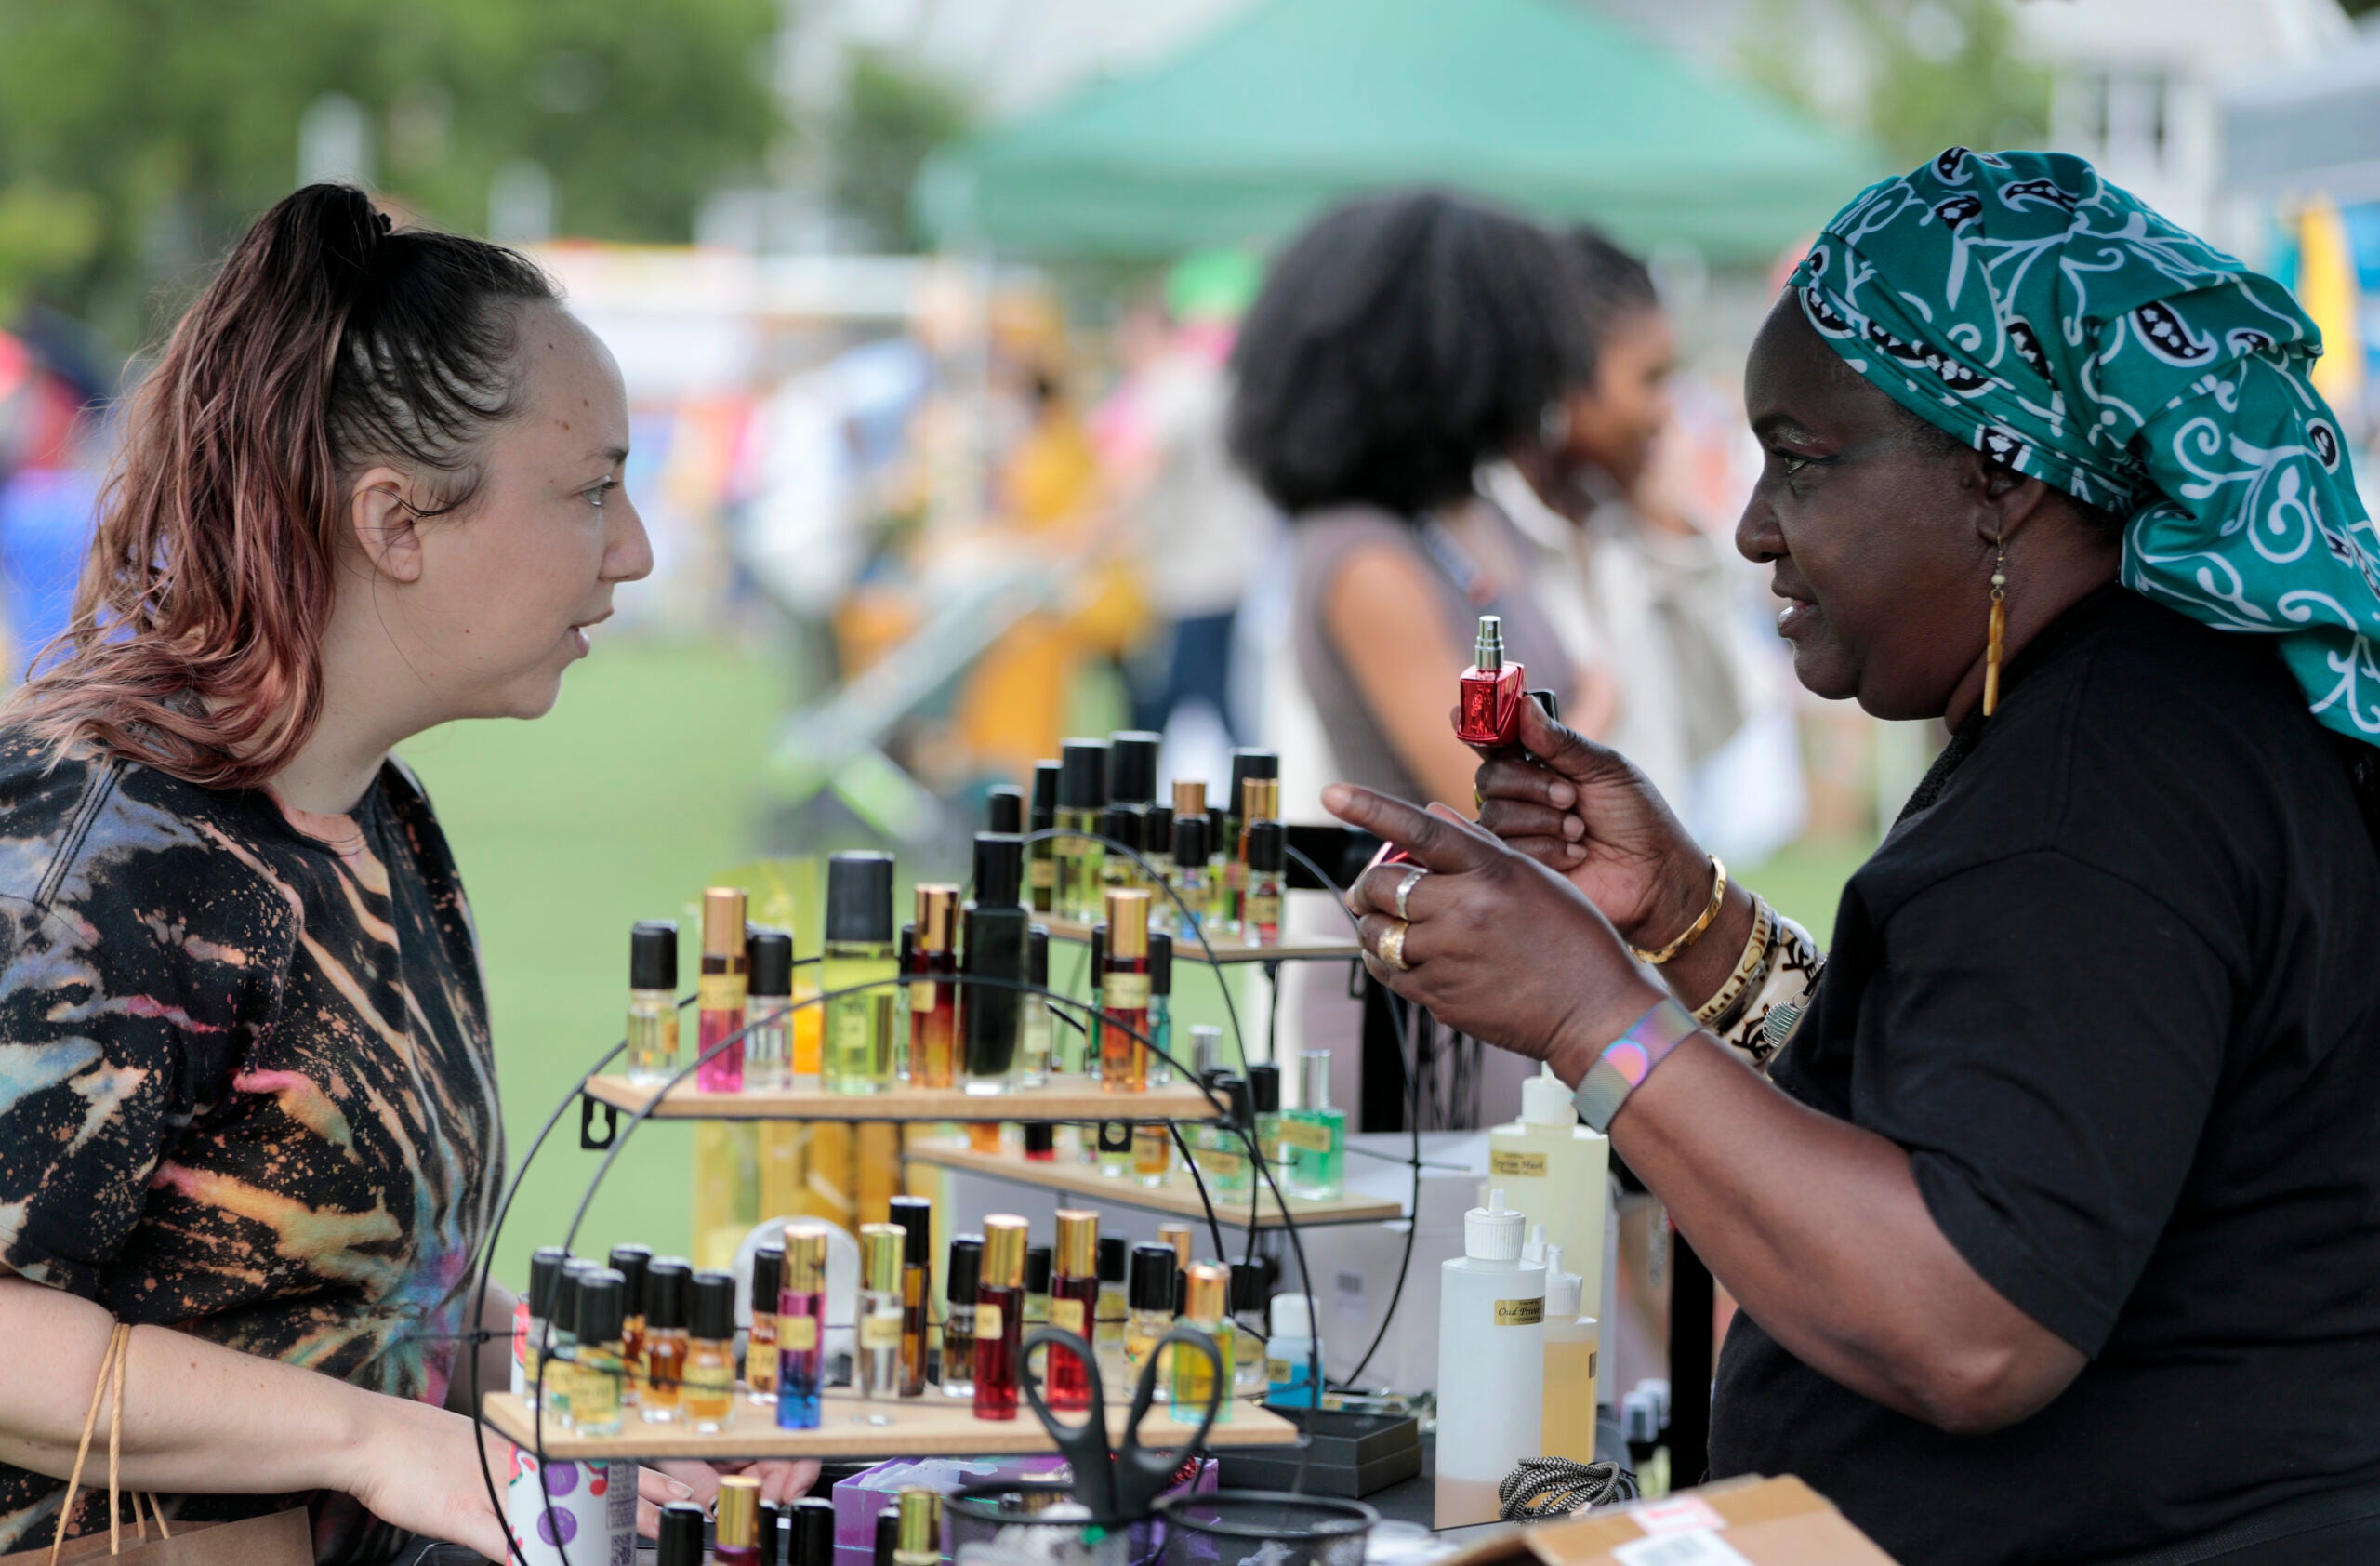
[1021,1323,1225,1521]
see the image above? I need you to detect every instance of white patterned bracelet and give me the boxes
[1705,907,1824,1074]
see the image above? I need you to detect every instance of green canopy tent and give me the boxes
[915,0,1885,265]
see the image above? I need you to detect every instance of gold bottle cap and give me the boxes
[1240,776,1281,825]
[896,1487,941,1558]
[1184,1262,1228,1322]
[717,1475,760,1549]
[1172,779,1208,819]
[982,1214,1029,1289]
[703,887,749,962]
[784,1222,829,1292]
[1054,1210,1099,1278]
[861,1223,905,1294]
[1104,888,1150,960]
[1157,1222,1194,1271]
[915,884,959,954]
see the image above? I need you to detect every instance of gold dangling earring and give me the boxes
[1981,538,2007,717]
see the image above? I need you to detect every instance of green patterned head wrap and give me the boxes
[1792,147,2380,744]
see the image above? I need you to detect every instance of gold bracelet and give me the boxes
[1695,895,1774,1029]
[1630,856,1727,966]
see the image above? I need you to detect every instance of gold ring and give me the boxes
[1379,919,1411,972]
[1392,866,1427,922]
[1473,785,1484,809]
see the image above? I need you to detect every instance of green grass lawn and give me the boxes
[403,635,1872,1293]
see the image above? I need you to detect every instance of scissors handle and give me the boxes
[1108,1324,1225,1522]
[1019,1327,1118,1516]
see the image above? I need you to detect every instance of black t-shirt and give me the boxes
[1709,588,2380,1565]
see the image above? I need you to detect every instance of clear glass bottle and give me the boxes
[1170,1263,1234,1424]
[1248,1062,1282,1173]
[1146,931,1174,1086]
[683,1271,737,1432]
[746,1244,781,1404]
[572,1269,628,1438]
[1046,1211,1101,1411]
[1283,1051,1347,1201]
[625,922,680,1085]
[517,1246,566,1408]
[1093,1236,1131,1388]
[857,1223,906,1407]
[1243,820,1286,947]
[744,929,795,1093]
[640,1258,692,1425]
[941,1236,983,1400]
[909,885,960,1090]
[823,854,899,1094]
[1017,926,1053,1086]
[1133,1122,1172,1186]
[973,1216,1028,1421]
[1123,1244,1176,1399]
[546,1262,588,1428]
[1097,1120,1134,1177]
[1100,889,1152,1092]
[895,923,914,1077]
[776,1226,827,1430]
[1144,803,1175,892]
[1027,761,1061,916]
[695,887,748,1093]
[1219,763,1279,935]
[1085,922,1106,1078]
[607,1244,652,1408]
[890,1196,933,1399]
[1228,1259,1272,1395]
[1023,1245,1052,1328]
[1055,739,1109,922]
[1190,1076,1254,1195]
[1099,803,1144,894]
[1168,814,1210,940]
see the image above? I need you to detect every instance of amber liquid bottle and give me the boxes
[607,1244,652,1408]
[890,1195,932,1398]
[683,1271,737,1431]
[1046,1210,1102,1411]
[640,1258,692,1424]
[973,1216,1028,1420]
[910,885,960,1089]
[747,1244,782,1403]
[1099,888,1153,1092]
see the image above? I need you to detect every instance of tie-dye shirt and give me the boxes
[0,729,502,1562]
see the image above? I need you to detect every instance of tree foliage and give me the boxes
[0,0,785,346]
[827,46,973,251]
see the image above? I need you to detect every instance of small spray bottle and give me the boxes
[1094,1235,1131,1387]
[1018,925,1053,1086]
[1125,1243,1177,1396]
[1027,761,1062,915]
[640,1258,690,1424]
[775,1225,828,1430]
[858,1222,906,1408]
[682,1270,737,1432]
[1170,813,1210,937]
[973,1215,1029,1421]
[1046,1209,1101,1411]
[1282,1050,1347,1200]
[1100,889,1153,1091]
[696,887,749,1093]
[746,929,795,1092]
[961,833,1030,1091]
[890,1195,932,1399]
[747,1243,782,1404]
[824,855,899,1095]
[909,885,961,1090]
[625,922,680,1086]
[1172,1263,1234,1424]
[607,1243,652,1407]
[1244,821,1286,946]
[572,1268,628,1438]
[1055,739,1110,922]
[941,1235,983,1400]
[1455,613,1528,748]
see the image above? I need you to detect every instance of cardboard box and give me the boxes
[1435,1476,1899,1566]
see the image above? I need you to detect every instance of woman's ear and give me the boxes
[348,466,425,585]
[1975,460,2056,548]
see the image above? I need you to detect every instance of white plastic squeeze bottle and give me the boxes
[1488,1064,1611,1346]
[1435,1188,1546,1528]
[1540,1243,1600,1463]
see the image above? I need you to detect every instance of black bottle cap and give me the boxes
[658,1501,708,1566]
[1091,922,1106,973]
[986,785,1025,835]
[692,1269,736,1342]
[528,1246,569,1318]
[1107,731,1161,804]
[1248,820,1286,874]
[1146,804,1174,857]
[579,1268,627,1345]
[644,1257,693,1332]
[1228,749,1280,806]
[900,924,915,972]
[1230,1256,1276,1314]
[607,1244,652,1317]
[752,1245,784,1313]
[890,1195,933,1268]
[553,1260,590,1335]
[1100,803,1143,854]
[1175,1272,1187,1315]
[1150,931,1172,997]
[748,928,795,1000]
[630,922,679,991]
[1129,1243,1176,1312]
[972,833,1025,909]
[1248,1061,1282,1114]
[1025,1244,1053,1294]
[1172,813,1209,867]
[1099,1235,1130,1283]
[759,1502,789,1566]
[1023,1122,1055,1157]
[1207,806,1229,855]
[946,1235,985,1302]
[826,853,896,944]
[1030,762,1062,831]
[874,1506,899,1566]
[1029,925,1050,987]
[789,1497,836,1566]
[1060,739,1110,811]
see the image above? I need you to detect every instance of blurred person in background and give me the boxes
[1229,189,1593,810]
[0,187,809,1561]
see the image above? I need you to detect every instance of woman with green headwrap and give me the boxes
[1323,149,2380,1564]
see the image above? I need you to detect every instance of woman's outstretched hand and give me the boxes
[1324,783,1660,1078]
[1471,697,1712,951]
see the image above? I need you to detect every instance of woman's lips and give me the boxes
[1775,595,1820,639]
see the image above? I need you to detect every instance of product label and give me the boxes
[1105,973,1151,1010]
[1610,1533,1752,1566]
[1197,1147,1247,1177]
[861,1311,902,1348]
[912,981,936,1015]
[780,1314,819,1352]
[1246,891,1282,929]
[1490,1148,1549,1178]
[1633,1497,1728,1536]
[686,1360,733,1398]
[976,1303,1003,1340]
[747,1342,778,1394]
[1494,1297,1545,1327]
[698,973,744,1014]
[828,1000,873,1065]
[1277,1117,1335,1152]
[1050,1298,1087,1334]
[1029,857,1055,888]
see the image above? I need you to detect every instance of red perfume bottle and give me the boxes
[1455,614,1527,748]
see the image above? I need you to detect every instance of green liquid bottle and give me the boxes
[1055,740,1108,922]
[824,853,898,1095]
[1028,762,1062,915]
[1282,1051,1346,1200]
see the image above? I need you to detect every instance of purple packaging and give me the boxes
[831,1453,1217,1566]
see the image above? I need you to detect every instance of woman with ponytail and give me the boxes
[0,186,655,1559]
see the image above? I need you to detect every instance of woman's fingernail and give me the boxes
[668,1480,695,1499]
[1322,784,1352,814]
[1548,783,1576,807]
[1561,816,1584,840]
[1565,843,1585,862]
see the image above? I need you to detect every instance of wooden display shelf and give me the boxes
[904,1141,1404,1228]
[583,1076,1225,1123]
[1039,918,1360,965]
[481,1388,1300,1460]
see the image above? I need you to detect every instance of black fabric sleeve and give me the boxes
[1859,850,2231,1357]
